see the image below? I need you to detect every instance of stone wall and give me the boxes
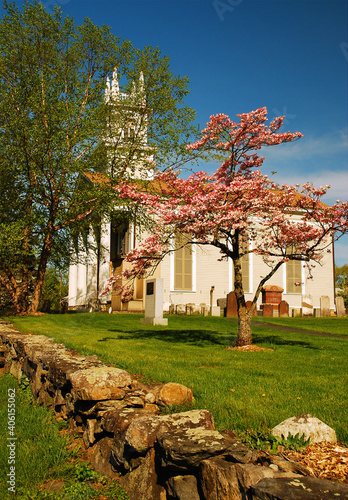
[1,321,347,500]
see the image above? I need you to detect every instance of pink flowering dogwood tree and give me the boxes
[103,107,348,346]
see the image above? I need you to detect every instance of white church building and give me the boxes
[68,71,336,315]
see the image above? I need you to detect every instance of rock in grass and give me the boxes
[271,414,337,443]
[158,382,193,407]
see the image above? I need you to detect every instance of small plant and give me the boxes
[72,462,101,483]
[240,428,310,453]
[60,482,96,500]
[17,374,35,405]
[273,432,311,452]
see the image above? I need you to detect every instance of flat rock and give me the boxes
[102,407,158,434]
[111,410,215,469]
[234,463,300,493]
[271,414,337,444]
[251,476,348,499]
[70,366,132,401]
[157,426,236,472]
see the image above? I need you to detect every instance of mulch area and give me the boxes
[226,344,274,352]
[283,442,348,484]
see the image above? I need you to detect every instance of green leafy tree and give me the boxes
[335,264,348,307]
[0,0,196,313]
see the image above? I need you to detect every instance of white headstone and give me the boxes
[320,296,330,317]
[302,294,313,316]
[336,296,346,317]
[176,304,186,315]
[140,278,168,325]
[211,306,221,317]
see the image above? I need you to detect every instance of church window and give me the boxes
[285,246,302,293]
[173,235,193,291]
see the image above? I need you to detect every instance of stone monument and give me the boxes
[278,300,289,318]
[335,296,346,317]
[226,291,238,317]
[302,294,313,316]
[141,278,168,326]
[320,296,330,317]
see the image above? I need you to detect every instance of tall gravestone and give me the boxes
[226,291,238,317]
[336,296,346,317]
[141,278,168,325]
[262,303,274,317]
[302,294,313,316]
[320,296,330,317]
[246,301,257,317]
[278,300,289,318]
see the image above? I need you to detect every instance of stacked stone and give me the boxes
[0,323,347,500]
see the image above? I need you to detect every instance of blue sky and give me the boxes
[8,0,348,264]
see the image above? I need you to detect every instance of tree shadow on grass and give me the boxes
[98,328,319,349]
[251,334,320,349]
[99,329,229,347]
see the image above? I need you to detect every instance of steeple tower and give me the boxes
[105,75,111,103]
[110,67,119,100]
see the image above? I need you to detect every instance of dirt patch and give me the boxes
[225,344,274,352]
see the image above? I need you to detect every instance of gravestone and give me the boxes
[226,291,238,317]
[191,304,201,315]
[140,278,168,325]
[246,301,257,317]
[278,300,289,318]
[200,304,209,317]
[211,306,221,317]
[176,304,186,315]
[261,285,283,311]
[320,296,330,317]
[335,296,346,317]
[292,308,302,317]
[302,294,313,316]
[262,303,273,317]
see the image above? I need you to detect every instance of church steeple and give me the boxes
[105,75,111,103]
[138,71,145,105]
[110,67,119,100]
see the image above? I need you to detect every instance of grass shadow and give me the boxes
[103,329,228,347]
[251,333,319,349]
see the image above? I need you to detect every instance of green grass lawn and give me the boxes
[0,373,129,499]
[252,316,348,335]
[6,313,348,445]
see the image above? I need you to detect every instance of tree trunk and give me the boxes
[236,309,252,346]
[29,231,54,314]
[232,231,253,346]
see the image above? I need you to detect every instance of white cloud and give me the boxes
[264,170,348,204]
[262,128,348,163]
[261,128,348,203]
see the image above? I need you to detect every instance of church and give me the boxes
[68,72,336,316]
